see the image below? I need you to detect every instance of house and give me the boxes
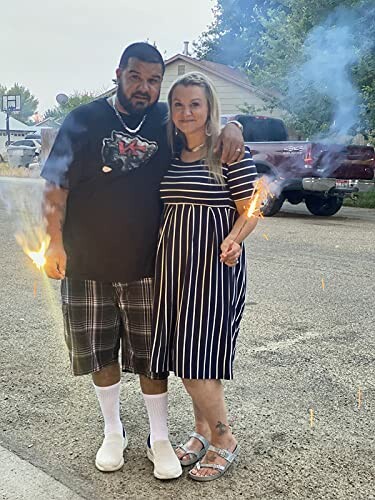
[35,117,62,129]
[99,43,283,118]
[0,112,35,162]
[161,51,282,117]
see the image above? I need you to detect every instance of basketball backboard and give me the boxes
[2,95,21,112]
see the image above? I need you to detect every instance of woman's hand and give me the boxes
[220,238,241,267]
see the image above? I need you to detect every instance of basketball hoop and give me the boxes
[2,95,21,112]
[1,95,22,146]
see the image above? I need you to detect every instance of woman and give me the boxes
[150,72,258,481]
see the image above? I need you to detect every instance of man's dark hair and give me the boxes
[119,42,165,73]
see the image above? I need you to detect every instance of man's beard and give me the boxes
[116,81,159,117]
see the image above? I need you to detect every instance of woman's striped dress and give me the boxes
[150,149,257,380]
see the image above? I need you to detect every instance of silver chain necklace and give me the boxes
[110,96,147,134]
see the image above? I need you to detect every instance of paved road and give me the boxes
[0,178,374,499]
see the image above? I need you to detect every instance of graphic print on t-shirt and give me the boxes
[102,131,158,173]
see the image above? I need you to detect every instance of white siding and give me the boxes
[160,60,284,118]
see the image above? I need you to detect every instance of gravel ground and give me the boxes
[0,178,374,500]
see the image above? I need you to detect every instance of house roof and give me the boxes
[0,111,35,132]
[35,117,62,128]
[164,54,277,100]
[97,53,277,102]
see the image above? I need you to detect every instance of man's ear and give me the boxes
[115,68,122,82]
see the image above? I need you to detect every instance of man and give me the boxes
[41,42,244,480]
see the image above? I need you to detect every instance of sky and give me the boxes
[0,0,215,113]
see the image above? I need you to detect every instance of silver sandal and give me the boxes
[175,432,210,466]
[188,444,240,481]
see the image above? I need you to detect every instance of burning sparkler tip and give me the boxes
[358,387,362,409]
[309,408,315,428]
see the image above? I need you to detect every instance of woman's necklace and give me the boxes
[185,142,206,153]
[110,96,147,134]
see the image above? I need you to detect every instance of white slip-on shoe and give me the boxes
[147,437,182,480]
[95,430,128,472]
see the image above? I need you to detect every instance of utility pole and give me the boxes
[5,109,10,146]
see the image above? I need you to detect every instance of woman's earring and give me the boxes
[205,121,212,136]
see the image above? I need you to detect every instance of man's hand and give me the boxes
[220,238,242,267]
[214,123,244,164]
[45,241,67,279]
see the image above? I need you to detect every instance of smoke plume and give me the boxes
[287,1,375,142]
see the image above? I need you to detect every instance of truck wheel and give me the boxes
[261,194,285,216]
[305,196,343,216]
[256,166,285,217]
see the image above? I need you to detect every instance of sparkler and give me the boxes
[310,408,315,428]
[15,233,50,299]
[358,387,362,409]
[230,178,272,244]
[16,234,50,272]
[27,241,48,270]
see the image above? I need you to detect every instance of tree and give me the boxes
[0,84,7,99]
[43,91,96,121]
[194,0,288,69]
[0,83,39,124]
[195,0,375,140]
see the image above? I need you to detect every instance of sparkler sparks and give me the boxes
[16,233,50,272]
[231,178,273,244]
[358,387,362,409]
[263,233,270,241]
[310,409,315,428]
[321,278,325,290]
[27,241,48,270]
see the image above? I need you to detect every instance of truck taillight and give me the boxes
[304,145,313,166]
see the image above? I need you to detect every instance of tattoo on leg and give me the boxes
[216,421,229,435]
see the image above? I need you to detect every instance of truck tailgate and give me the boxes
[313,144,375,180]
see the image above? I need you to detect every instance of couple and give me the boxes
[41,42,258,482]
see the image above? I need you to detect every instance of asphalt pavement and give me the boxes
[0,177,374,499]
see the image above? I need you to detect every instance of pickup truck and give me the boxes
[233,115,375,216]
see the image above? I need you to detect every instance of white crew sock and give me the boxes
[142,392,169,446]
[94,381,123,436]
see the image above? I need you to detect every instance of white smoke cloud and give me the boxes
[287,1,375,141]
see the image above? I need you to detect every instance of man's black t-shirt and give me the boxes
[41,97,170,283]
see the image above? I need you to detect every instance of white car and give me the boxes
[8,138,41,153]
[6,138,41,168]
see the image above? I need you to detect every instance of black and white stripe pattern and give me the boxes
[151,149,257,380]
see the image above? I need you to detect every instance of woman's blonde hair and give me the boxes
[167,72,223,181]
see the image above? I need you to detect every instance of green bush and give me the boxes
[344,191,375,208]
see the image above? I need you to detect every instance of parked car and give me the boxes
[6,138,41,168]
[25,133,42,142]
[233,114,375,216]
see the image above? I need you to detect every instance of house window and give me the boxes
[178,64,185,75]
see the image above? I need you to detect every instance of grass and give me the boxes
[343,191,375,209]
[0,162,38,178]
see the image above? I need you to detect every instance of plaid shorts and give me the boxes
[61,277,167,379]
